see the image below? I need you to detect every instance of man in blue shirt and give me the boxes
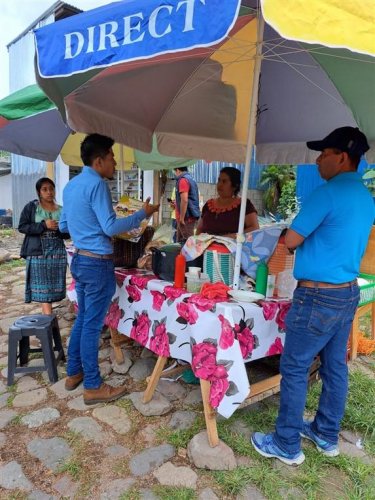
[59,134,159,405]
[251,127,374,465]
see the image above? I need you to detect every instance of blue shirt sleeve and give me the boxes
[290,185,332,238]
[59,207,68,233]
[91,181,147,237]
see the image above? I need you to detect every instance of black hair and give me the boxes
[174,166,188,172]
[220,167,241,196]
[347,153,361,170]
[35,177,55,199]
[81,133,115,166]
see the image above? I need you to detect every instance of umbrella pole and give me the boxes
[120,146,124,196]
[233,9,265,290]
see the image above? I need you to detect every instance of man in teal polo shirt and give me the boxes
[251,127,374,465]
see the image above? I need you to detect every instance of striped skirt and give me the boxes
[25,231,67,304]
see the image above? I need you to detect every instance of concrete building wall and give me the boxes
[0,174,13,211]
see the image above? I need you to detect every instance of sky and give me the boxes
[0,0,112,99]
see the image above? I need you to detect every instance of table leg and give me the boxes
[109,328,125,364]
[200,379,219,448]
[143,356,168,403]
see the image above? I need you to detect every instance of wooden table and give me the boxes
[141,354,320,447]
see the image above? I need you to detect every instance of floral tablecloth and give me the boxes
[67,268,290,418]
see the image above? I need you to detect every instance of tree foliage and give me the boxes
[259,165,295,213]
[277,179,299,219]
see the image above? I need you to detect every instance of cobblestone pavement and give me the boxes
[0,232,373,499]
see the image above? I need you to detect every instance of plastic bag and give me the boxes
[114,195,150,242]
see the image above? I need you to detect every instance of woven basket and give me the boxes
[203,243,234,285]
[113,226,155,268]
[360,226,375,275]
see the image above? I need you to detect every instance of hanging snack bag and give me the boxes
[114,195,150,242]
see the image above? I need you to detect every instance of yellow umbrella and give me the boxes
[60,132,135,170]
[261,0,375,56]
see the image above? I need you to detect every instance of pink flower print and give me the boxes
[131,275,151,290]
[236,327,255,359]
[211,364,229,380]
[126,284,141,302]
[130,311,151,346]
[106,300,123,330]
[176,302,198,325]
[149,320,170,357]
[68,278,76,291]
[191,342,217,379]
[164,286,187,301]
[276,302,291,331]
[262,301,279,321]
[151,290,165,312]
[266,336,284,356]
[209,377,230,408]
[218,314,235,349]
[187,294,215,312]
[234,318,258,359]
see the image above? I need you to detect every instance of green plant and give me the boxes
[0,228,14,237]
[306,370,375,455]
[214,465,286,498]
[259,165,296,213]
[277,180,300,220]
[119,487,141,500]
[363,169,375,197]
[58,457,82,480]
[152,485,196,500]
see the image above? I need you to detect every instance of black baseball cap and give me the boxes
[307,126,369,157]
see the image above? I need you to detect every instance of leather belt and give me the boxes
[75,249,113,260]
[298,279,357,289]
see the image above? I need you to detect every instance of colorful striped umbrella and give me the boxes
[33,0,375,288]
[34,1,375,165]
[0,84,194,170]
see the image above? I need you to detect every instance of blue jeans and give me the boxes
[67,254,116,389]
[274,283,359,454]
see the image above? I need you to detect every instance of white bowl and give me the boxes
[228,290,265,302]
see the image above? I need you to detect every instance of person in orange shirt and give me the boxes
[174,167,200,242]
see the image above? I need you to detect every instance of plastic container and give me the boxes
[276,269,297,298]
[266,274,276,298]
[188,266,201,276]
[174,254,186,288]
[358,273,375,306]
[185,272,210,293]
[255,262,268,296]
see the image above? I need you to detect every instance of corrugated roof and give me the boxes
[7,1,82,48]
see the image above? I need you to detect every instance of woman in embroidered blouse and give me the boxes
[19,178,69,315]
[196,167,259,237]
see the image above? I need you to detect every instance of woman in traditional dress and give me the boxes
[196,167,259,237]
[19,178,69,314]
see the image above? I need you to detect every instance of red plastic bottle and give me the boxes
[174,254,186,288]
